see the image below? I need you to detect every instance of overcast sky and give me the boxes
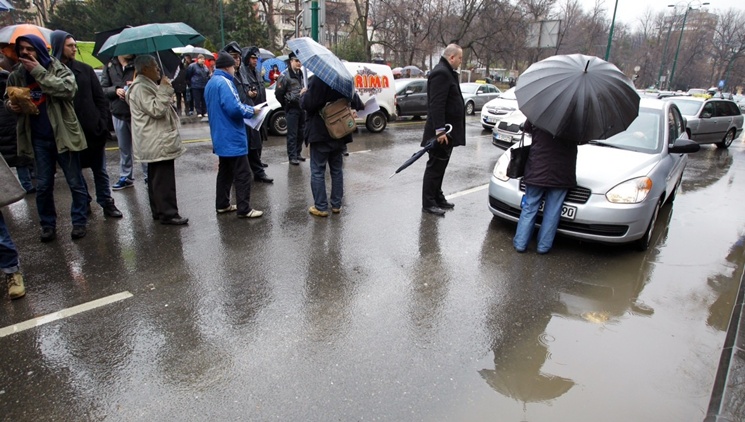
[577,0,744,27]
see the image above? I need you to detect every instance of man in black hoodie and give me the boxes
[51,30,123,218]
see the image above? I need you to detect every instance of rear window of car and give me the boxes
[671,99,703,115]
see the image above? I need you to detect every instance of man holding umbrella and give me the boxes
[4,34,89,241]
[421,44,466,216]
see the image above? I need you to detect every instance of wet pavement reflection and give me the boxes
[0,120,743,421]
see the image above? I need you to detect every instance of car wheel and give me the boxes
[716,129,735,149]
[268,110,287,136]
[635,198,662,251]
[365,111,387,133]
[465,101,475,115]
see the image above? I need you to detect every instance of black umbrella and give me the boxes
[93,26,130,63]
[389,124,452,178]
[515,54,640,143]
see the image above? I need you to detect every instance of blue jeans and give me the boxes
[513,184,568,253]
[0,211,19,273]
[113,116,147,180]
[310,140,344,211]
[285,107,305,160]
[32,137,89,228]
[16,165,34,192]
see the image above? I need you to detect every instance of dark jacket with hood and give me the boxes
[100,54,135,120]
[301,75,364,145]
[240,46,266,104]
[0,70,30,167]
[4,34,86,159]
[422,56,466,147]
[522,120,577,189]
[236,46,266,148]
[51,30,111,153]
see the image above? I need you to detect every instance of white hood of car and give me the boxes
[576,145,659,192]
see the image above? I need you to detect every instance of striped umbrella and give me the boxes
[287,37,354,99]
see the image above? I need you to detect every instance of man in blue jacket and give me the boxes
[204,52,264,219]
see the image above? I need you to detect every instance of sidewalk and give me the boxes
[706,267,745,421]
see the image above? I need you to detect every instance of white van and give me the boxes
[264,62,397,136]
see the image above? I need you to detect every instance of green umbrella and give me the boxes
[98,22,204,58]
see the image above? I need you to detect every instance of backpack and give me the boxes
[320,98,356,139]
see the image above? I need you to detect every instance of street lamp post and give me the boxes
[668,1,709,90]
[657,14,675,89]
[604,0,620,61]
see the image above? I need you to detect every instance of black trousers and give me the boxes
[421,143,453,208]
[247,125,267,178]
[147,160,180,220]
[216,155,252,215]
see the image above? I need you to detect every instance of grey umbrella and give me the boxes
[515,54,640,143]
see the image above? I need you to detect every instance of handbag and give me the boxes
[506,131,531,179]
[0,155,25,208]
[321,98,356,139]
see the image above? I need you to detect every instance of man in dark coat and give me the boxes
[241,46,270,173]
[275,52,306,165]
[421,44,466,216]
[51,30,122,218]
[301,76,364,217]
[101,52,147,189]
[223,42,272,183]
[513,121,578,254]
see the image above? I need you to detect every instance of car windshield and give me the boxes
[669,99,701,115]
[460,84,479,94]
[596,108,662,153]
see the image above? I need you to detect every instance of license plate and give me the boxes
[485,116,497,123]
[522,196,577,220]
[495,132,510,141]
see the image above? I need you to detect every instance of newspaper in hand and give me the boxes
[244,102,270,130]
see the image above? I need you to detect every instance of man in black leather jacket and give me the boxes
[275,52,306,165]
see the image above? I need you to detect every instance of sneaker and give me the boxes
[103,202,123,218]
[309,206,329,217]
[112,177,134,190]
[7,272,25,300]
[331,207,342,214]
[238,209,263,218]
[71,225,87,240]
[40,227,56,243]
[217,205,237,214]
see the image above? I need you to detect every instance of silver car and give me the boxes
[460,83,501,115]
[664,96,743,148]
[488,98,700,250]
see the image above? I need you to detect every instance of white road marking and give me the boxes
[0,291,133,338]
[446,184,489,200]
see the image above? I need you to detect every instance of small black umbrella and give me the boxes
[389,124,452,178]
[515,54,640,143]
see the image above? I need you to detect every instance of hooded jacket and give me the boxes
[3,34,86,158]
[204,69,256,157]
[126,74,184,163]
[50,30,111,150]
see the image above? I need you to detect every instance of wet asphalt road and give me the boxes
[1,116,744,421]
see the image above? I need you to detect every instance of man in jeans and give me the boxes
[51,30,123,218]
[101,53,147,190]
[4,35,89,241]
[275,52,306,165]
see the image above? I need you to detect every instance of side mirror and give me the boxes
[405,89,414,96]
[669,137,700,154]
[701,112,712,118]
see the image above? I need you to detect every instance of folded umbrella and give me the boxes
[390,124,452,178]
[515,54,639,143]
[287,37,355,99]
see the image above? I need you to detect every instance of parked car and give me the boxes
[265,62,398,136]
[663,96,743,148]
[460,83,501,115]
[732,94,745,112]
[395,78,428,118]
[687,88,711,98]
[480,87,518,131]
[488,98,700,251]
[491,110,526,148]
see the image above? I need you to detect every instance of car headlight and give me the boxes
[605,177,653,204]
[493,150,510,181]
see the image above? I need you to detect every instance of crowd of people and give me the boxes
[1,39,571,302]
